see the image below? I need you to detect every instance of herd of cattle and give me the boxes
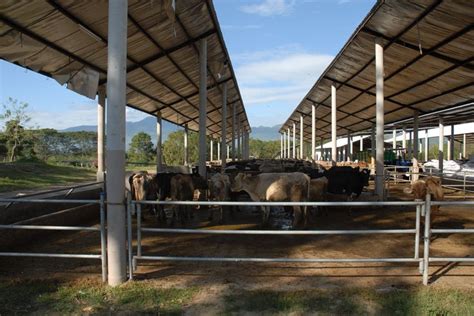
[125,159,444,227]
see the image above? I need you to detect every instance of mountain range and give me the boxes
[61,117,281,145]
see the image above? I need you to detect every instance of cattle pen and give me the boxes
[1,0,473,298]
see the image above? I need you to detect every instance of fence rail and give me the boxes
[0,195,107,282]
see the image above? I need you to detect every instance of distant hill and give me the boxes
[61,117,179,147]
[250,125,281,141]
[62,118,282,145]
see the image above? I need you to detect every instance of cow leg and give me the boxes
[292,206,302,227]
[260,206,270,226]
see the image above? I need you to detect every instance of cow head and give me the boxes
[230,172,249,192]
[360,169,370,187]
[132,173,147,200]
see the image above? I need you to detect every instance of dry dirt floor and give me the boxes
[1,181,473,297]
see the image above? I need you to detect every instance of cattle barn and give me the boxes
[0,0,473,289]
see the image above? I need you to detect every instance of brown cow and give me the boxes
[405,176,444,221]
[309,176,328,216]
[230,172,310,227]
[208,173,232,223]
[170,174,195,224]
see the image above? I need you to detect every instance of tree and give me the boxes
[128,132,155,162]
[0,98,31,162]
[249,138,280,159]
[163,130,201,165]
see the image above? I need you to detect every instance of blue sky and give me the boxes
[0,0,375,130]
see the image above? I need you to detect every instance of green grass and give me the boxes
[0,161,96,192]
[0,279,197,314]
[225,288,474,315]
[1,278,473,314]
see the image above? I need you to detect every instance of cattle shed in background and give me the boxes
[0,0,251,285]
[279,0,474,197]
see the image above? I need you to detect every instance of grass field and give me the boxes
[0,161,96,193]
[1,278,473,315]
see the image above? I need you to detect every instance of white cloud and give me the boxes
[237,52,332,85]
[221,24,263,30]
[29,104,150,130]
[240,0,295,16]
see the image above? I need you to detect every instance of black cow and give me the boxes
[324,166,370,198]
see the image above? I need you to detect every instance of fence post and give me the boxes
[100,192,107,283]
[423,193,431,285]
[414,202,421,274]
[127,193,133,280]
[135,204,142,271]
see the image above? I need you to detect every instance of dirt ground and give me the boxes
[1,181,473,295]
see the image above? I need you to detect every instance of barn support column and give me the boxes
[371,124,375,175]
[281,133,284,159]
[184,124,189,166]
[412,111,419,183]
[210,139,213,162]
[198,38,207,178]
[311,104,316,160]
[424,129,429,162]
[449,125,455,160]
[402,125,407,160]
[237,119,241,160]
[347,133,352,161]
[392,129,396,154]
[156,112,162,172]
[300,115,304,159]
[375,38,385,198]
[287,128,291,158]
[105,0,127,286]
[331,83,337,166]
[97,86,106,182]
[360,135,363,152]
[463,134,467,159]
[320,138,324,161]
[408,132,412,160]
[232,104,236,161]
[220,82,227,168]
[439,117,444,181]
[292,122,296,159]
[217,139,220,162]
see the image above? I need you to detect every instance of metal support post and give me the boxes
[292,122,296,159]
[184,124,189,166]
[221,82,227,168]
[97,87,106,182]
[331,83,337,166]
[312,104,316,160]
[423,194,431,285]
[439,117,444,180]
[156,112,162,172]
[198,38,207,178]
[300,115,304,159]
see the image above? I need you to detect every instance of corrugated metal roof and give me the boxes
[0,0,249,140]
[280,0,473,141]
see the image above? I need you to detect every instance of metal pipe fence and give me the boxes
[128,199,425,282]
[0,194,107,282]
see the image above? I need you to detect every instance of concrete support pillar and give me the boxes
[424,129,428,162]
[300,115,304,159]
[237,119,241,160]
[217,139,220,162]
[392,129,396,152]
[221,82,227,168]
[210,139,213,162]
[227,145,230,160]
[156,112,162,172]
[97,86,106,182]
[311,104,316,160]
[331,84,337,166]
[447,138,451,161]
[347,133,352,161]
[463,133,467,159]
[412,111,419,183]
[184,125,189,166]
[320,138,324,161]
[408,132,412,160]
[360,135,363,151]
[439,117,444,179]
[371,124,375,175]
[287,128,290,159]
[105,0,127,286]
[232,104,236,161]
[402,125,407,160]
[280,133,283,159]
[375,38,384,198]
[198,38,207,178]
[282,133,286,159]
[450,125,455,160]
[292,122,296,159]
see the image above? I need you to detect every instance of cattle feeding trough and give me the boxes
[127,196,474,286]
